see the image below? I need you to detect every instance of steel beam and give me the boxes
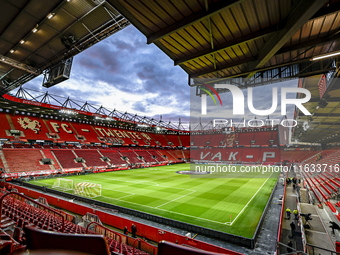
[245,0,329,79]
[146,0,245,44]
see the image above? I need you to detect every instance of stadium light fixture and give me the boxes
[311,51,340,61]
[9,49,14,53]
[32,25,39,33]
[47,13,55,19]
[20,40,25,44]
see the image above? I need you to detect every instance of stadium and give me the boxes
[0,0,339,255]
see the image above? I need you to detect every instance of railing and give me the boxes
[0,191,65,232]
[133,238,157,255]
[276,179,287,252]
[277,241,307,255]
[306,243,340,255]
[58,209,74,222]
[86,221,123,253]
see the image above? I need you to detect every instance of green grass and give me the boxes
[30,163,278,238]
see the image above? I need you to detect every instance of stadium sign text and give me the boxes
[201,84,311,116]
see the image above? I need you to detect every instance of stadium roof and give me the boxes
[108,0,340,87]
[0,0,129,95]
[0,87,188,132]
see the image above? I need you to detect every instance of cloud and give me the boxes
[20,26,190,124]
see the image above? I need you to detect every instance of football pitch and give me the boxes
[30,163,278,238]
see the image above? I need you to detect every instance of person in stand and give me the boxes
[287,240,293,253]
[286,208,292,220]
[131,224,137,238]
[330,221,340,234]
[123,226,128,235]
[296,183,301,193]
[290,221,296,237]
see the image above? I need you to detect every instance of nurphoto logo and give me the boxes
[201,84,311,116]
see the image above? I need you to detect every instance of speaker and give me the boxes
[41,158,51,164]
[101,157,109,162]
[75,157,83,163]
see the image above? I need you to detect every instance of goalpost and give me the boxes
[52,178,73,192]
[74,182,101,198]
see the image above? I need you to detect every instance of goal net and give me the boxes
[52,178,73,191]
[74,182,101,198]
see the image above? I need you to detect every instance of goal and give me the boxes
[74,182,101,198]
[52,178,73,192]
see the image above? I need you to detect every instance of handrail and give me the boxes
[0,191,65,232]
[306,243,340,254]
[276,180,286,244]
[86,222,123,252]
[132,238,157,255]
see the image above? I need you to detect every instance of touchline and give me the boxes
[201,84,311,116]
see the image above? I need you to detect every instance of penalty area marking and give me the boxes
[81,179,160,187]
[147,168,179,172]
[106,179,160,187]
[98,188,135,200]
[74,178,160,188]
[32,180,53,186]
[102,193,135,200]
[156,189,196,208]
[225,173,273,226]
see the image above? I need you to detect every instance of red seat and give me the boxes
[24,226,110,255]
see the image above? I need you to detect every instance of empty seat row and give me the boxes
[0,191,152,255]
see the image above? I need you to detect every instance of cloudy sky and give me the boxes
[20,25,190,123]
